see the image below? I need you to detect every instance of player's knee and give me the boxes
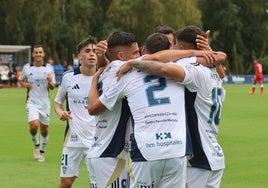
[58,178,75,188]
[40,124,48,134]
[29,120,40,130]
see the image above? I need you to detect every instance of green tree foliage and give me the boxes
[106,0,201,44]
[1,0,268,74]
[0,1,25,44]
[198,0,268,74]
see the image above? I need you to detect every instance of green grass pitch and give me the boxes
[0,84,267,187]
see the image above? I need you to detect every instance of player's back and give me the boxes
[177,57,226,170]
[115,68,187,161]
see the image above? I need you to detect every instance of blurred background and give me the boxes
[1,0,268,75]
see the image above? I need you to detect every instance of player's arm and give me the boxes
[117,60,185,82]
[215,64,226,79]
[142,49,216,64]
[54,102,72,121]
[18,79,31,89]
[88,67,107,115]
[18,66,32,89]
[196,30,227,78]
[47,75,56,90]
[196,51,226,65]
[96,40,109,68]
[196,51,227,79]
[116,51,220,79]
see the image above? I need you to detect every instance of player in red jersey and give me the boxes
[249,59,264,95]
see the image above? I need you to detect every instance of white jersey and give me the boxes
[55,67,96,148]
[177,57,225,171]
[99,61,188,162]
[87,60,131,160]
[20,62,55,108]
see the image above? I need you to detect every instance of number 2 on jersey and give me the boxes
[144,75,170,106]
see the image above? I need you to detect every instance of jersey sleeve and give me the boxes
[99,73,127,111]
[175,57,199,91]
[54,74,68,104]
[19,64,29,80]
[47,64,56,84]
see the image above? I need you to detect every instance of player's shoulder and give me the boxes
[175,57,197,65]
[22,63,31,68]
[110,60,124,69]
[44,63,54,69]
[62,69,74,77]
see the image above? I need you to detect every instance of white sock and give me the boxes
[30,132,39,147]
[40,134,49,153]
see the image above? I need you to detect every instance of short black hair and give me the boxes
[145,33,170,54]
[154,25,175,35]
[154,25,176,45]
[175,25,205,49]
[33,44,44,51]
[107,31,137,49]
[77,36,98,53]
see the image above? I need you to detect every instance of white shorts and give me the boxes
[60,147,89,178]
[26,106,50,125]
[86,157,129,188]
[129,157,187,188]
[186,167,224,188]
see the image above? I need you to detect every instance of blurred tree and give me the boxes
[0,0,26,44]
[106,0,202,44]
[199,0,268,74]
[1,0,268,74]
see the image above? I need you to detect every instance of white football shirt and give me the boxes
[177,57,225,170]
[55,67,96,148]
[20,63,55,108]
[87,60,131,160]
[99,61,188,161]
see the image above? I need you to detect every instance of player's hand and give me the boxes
[196,50,217,65]
[96,40,107,57]
[116,60,134,80]
[23,81,32,89]
[46,74,52,83]
[196,30,212,51]
[91,66,106,87]
[57,110,72,121]
[94,66,106,79]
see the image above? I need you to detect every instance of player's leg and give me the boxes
[109,161,129,188]
[38,123,48,162]
[129,160,162,188]
[207,169,224,188]
[129,158,186,188]
[89,157,128,188]
[86,158,97,188]
[58,147,85,188]
[27,107,41,160]
[260,84,264,95]
[249,77,257,95]
[158,157,187,188]
[38,107,50,162]
[186,167,210,188]
[260,77,264,96]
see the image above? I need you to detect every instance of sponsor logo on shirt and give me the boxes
[70,134,78,142]
[136,181,155,188]
[73,97,88,109]
[72,84,80,89]
[96,120,108,129]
